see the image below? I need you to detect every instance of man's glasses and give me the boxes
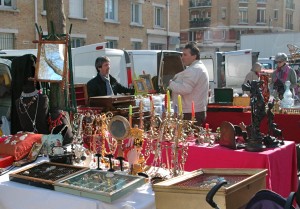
[276,61,283,63]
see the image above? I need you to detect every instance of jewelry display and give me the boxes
[9,162,89,190]
[18,90,39,114]
[53,169,145,203]
[21,89,39,98]
[143,95,193,179]
[18,92,40,133]
[71,111,116,168]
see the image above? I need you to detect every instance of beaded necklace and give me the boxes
[18,90,39,114]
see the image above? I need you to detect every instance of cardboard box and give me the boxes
[233,97,250,106]
[153,168,267,209]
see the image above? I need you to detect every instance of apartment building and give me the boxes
[180,0,300,52]
[0,0,180,50]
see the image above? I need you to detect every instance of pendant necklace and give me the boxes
[19,90,39,114]
[23,94,39,133]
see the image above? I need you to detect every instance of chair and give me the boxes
[73,83,88,107]
[244,190,296,209]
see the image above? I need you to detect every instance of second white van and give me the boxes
[126,50,184,92]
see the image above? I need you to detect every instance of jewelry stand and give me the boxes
[16,82,49,134]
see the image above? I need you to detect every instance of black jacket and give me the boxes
[87,74,135,97]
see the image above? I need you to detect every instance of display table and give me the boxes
[0,158,156,209]
[206,105,300,143]
[182,140,298,197]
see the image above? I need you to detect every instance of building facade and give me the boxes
[180,0,300,52]
[0,0,180,50]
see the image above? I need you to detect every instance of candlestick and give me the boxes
[129,105,132,127]
[205,123,209,130]
[167,90,171,113]
[164,94,168,112]
[178,95,182,116]
[150,98,154,114]
[191,101,195,119]
[129,105,132,116]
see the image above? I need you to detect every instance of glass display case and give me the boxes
[9,162,89,190]
[54,169,146,203]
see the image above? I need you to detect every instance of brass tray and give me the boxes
[9,162,89,190]
[54,169,146,203]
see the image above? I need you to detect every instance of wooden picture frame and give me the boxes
[139,74,154,93]
[133,79,148,94]
[34,35,69,83]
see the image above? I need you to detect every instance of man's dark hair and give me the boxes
[95,56,110,73]
[184,42,200,60]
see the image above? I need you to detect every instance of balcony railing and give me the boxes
[189,18,211,27]
[189,0,212,7]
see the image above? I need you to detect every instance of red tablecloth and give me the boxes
[144,140,297,197]
[205,111,300,143]
[183,140,298,197]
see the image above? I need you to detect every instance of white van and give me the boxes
[0,43,133,88]
[201,49,258,95]
[0,49,38,61]
[126,50,184,92]
[72,43,132,87]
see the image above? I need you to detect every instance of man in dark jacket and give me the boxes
[87,56,135,97]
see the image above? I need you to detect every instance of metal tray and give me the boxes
[54,169,145,203]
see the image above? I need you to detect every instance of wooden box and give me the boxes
[233,97,250,107]
[54,169,145,203]
[152,168,267,209]
[89,95,136,111]
[9,162,89,190]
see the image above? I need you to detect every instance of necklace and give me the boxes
[22,94,39,133]
[19,90,39,114]
[21,89,39,97]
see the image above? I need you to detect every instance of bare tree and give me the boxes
[45,0,66,35]
[44,0,67,110]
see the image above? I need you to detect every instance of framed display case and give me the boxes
[54,169,146,203]
[9,162,89,190]
[34,38,69,83]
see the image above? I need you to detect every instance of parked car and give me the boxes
[0,58,12,119]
